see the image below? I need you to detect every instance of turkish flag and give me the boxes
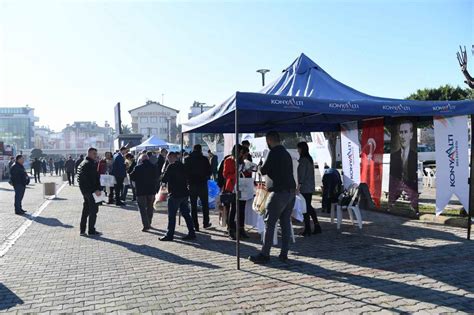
[360,118,384,207]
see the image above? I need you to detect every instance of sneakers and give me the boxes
[159,236,173,242]
[278,254,290,264]
[88,231,102,236]
[203,222,212,229]
[181,234,196,241]
[249,254,270,264]
[142,227,150,232]
[80,232,87,237]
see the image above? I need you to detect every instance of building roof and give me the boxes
[128,101,180,114]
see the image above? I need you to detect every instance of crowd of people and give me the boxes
[9,131,328,264]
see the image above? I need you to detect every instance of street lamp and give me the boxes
[256,69,270,86]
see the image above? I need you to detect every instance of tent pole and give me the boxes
[180,133,184,162]
[235,109,241,270]
[468,116,474,240]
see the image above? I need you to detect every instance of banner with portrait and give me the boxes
[434,116,469,215]
[310,132,332,177]
[388,117,418,213]
[360,118,384,207]
[341,121,361,189]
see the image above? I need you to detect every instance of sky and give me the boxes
[0,0,473,131]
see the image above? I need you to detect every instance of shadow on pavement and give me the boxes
[0,283,23,310]
[27,215,73,228]
[94,236,221,270]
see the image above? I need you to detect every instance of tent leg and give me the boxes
[468,116,474,240]
[235,109,241,270]
[180,133,184,162]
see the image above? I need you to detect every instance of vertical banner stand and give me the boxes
[468,116,474,240]
[235,109,241,270]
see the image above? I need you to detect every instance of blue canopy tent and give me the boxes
[182,53,474,269]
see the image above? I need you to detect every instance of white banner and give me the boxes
[341,122,361,189]
[310,132,332,177]
[434,116,469,215]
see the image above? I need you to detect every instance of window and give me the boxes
[141,128,148,135]
[140,117,148,123]
[150,117,157,123]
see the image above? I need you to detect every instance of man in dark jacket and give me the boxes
[10,155,29,215]
[77,148,102,236]
[31,158,42,183]
[41,159,47,176]
[65,156,76,186]
[74,155,84,173]
[160,152,195,241]
[111,147,128,206]
[184,144,212,231]
[249,131,296,265]
[129,154,157,231]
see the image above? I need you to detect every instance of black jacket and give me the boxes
[65,159,75,173]
[390,149,418,189]
[184,151,211,186]
[77,157,101,195]
[261,145,296,192]
[31,160,42,172]
[129,160,157,196]
[161,161,189,198]
[10,163,29,186]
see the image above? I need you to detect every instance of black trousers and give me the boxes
[227,200,246,232]
[189,183,209,228]
[67,172,75,185]
[80,194,99,233]
[114,176,125,204]
[14,185,26,213]
[33,169,41,183]
[302,192,319,231]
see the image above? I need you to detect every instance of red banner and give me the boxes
[360,118,384,207]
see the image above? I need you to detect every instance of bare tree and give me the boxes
[457,45,474,89]
[202,134,222,153]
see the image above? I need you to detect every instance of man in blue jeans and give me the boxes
[160,152,196,241]
[249,131,296,264]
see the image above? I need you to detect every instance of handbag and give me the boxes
[100,174,116,187]
[239,177,255,201]
[220,192,235,204]
[157,185,168,202]
[252,182,269,215]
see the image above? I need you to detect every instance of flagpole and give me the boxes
[468,115,473,240]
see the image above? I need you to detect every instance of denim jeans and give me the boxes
[14,185,26,213]
[261,191,296,257]
[166,196,195,239]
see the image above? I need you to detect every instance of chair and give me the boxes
[331,184,363,230]
[424,167,436,188]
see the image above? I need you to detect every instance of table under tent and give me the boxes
[182,53,474,269]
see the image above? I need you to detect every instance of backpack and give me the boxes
[217,155,231,188]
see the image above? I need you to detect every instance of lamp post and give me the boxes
[256,69,270,86]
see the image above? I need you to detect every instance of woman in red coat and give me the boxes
[223,145,251,240]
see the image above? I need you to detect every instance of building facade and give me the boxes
[129,101,179,142]
[0,106,38,150]
[49,121,114,152]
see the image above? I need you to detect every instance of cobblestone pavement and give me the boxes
[0,183,473,314]
[0,175,65,244]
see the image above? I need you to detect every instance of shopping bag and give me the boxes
[239,177,255,201]
[219,203,228,227]
[157,186,168,202]
[123,176,130,186]
[252,183,269,215]
[100,174,116,187]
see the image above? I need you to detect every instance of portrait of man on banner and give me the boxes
[388,117,418,214]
